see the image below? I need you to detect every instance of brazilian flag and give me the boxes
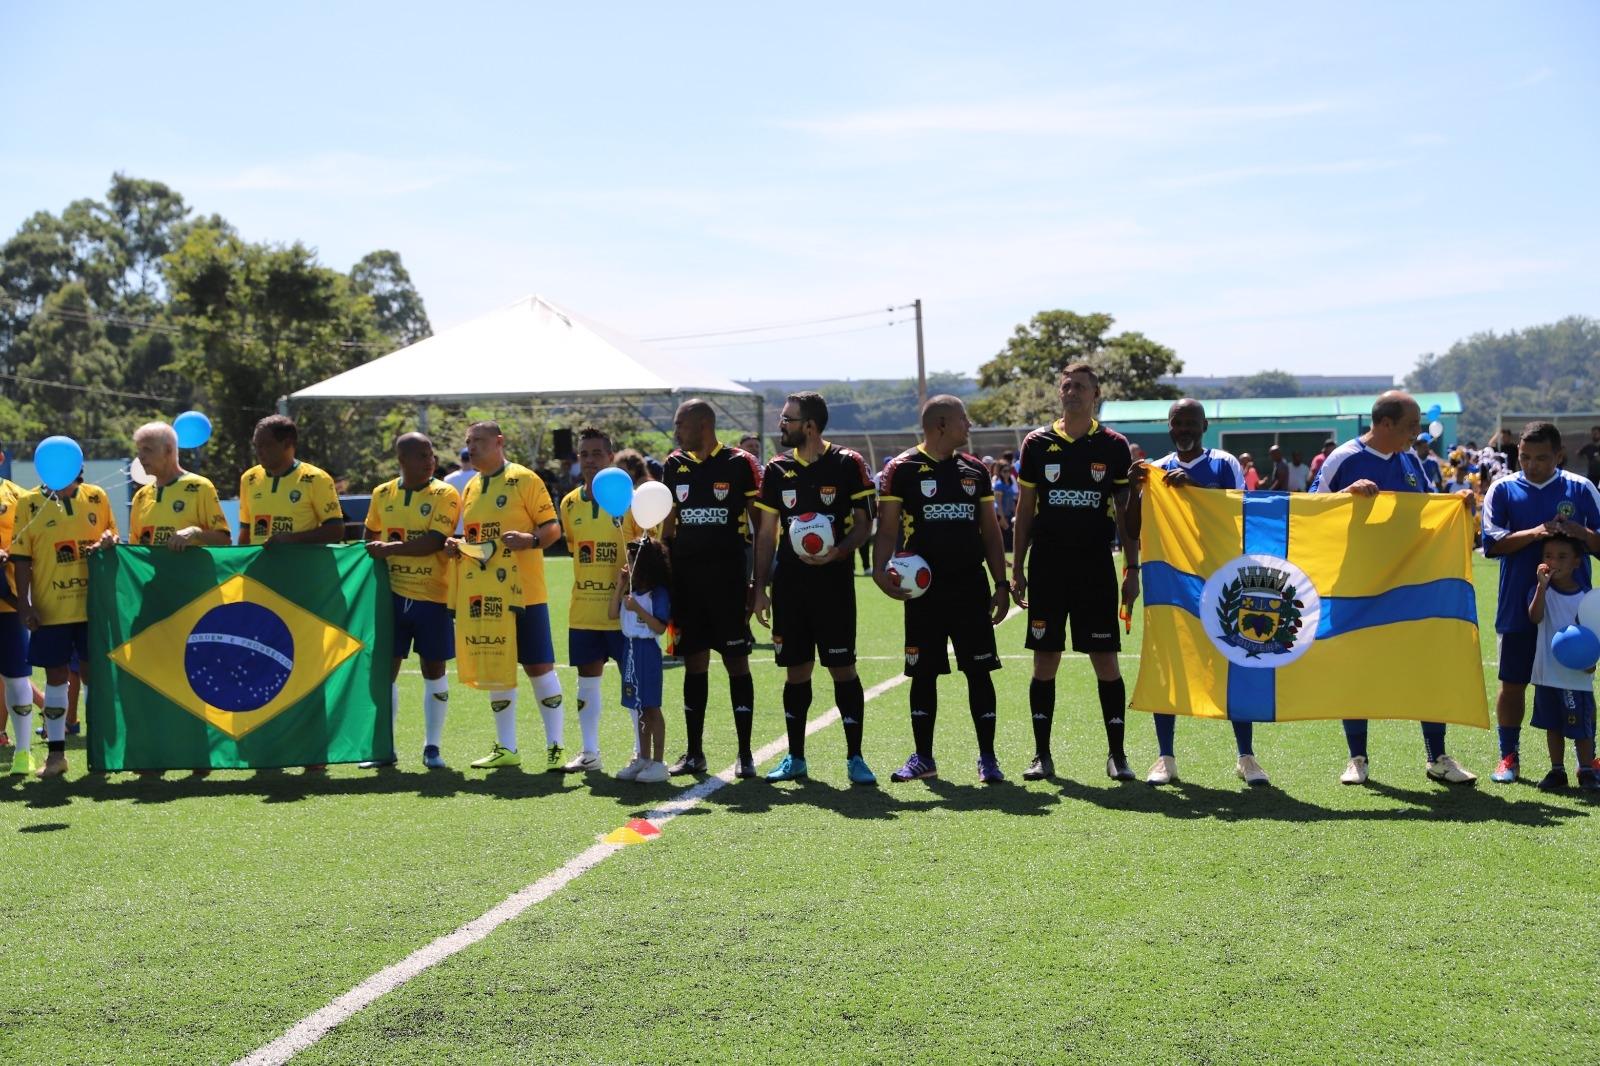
[87,545,393,771]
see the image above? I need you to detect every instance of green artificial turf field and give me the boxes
[1,554,1592,1065]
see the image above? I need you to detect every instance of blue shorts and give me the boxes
[620,637,664,712]
[0,613,28,678]
[569,628,627,668]
[392,594,454,662]
[1531,686,1596,741]
[30,622,87,670]
[1498,629,1537,685]
[516,603,556,666]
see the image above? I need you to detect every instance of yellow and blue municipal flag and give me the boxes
[1131,477,1488,727]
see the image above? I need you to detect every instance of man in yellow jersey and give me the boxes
[445,420,564,770]
[362,432,460,770]
[0,454,36,774]
[558,427,646,774]
[237,415,343,547]
[129,422,232,551]
[13,464,116,779]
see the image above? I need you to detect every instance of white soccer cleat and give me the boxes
[1236,754,1270,787]
[1340,755,1369,785]
[1145,755,1178,786]
[1426,754,1477,786]
[634,760,670,783]
[563,750,602,773]
[615,757,647,781]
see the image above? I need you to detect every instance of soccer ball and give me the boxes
[885,552,932,598]
[788,512,835,558]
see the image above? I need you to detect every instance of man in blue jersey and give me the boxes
[1135,398,1272,787]
[1413,436,1444,493]
[1480,421,1600,783]
[1310,390,1479,785]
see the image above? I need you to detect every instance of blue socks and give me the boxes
[1154,713,1176,757]
[1422,722,1447,763]
[1497,726,1520,758]
[1342,719,1368,759]
[1232,721,1254,757]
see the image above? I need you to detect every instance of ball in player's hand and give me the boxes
[886,552,932,598]
[788,512,835,558]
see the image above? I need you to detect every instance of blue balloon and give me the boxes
[1552,625,1600,671]
[1425,404,1442,421]
[592,466,634,518]
[34,435,83,491]
[174,410,213,449]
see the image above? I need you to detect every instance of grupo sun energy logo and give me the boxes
[1198,554,1321,667]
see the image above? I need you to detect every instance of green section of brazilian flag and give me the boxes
[87,544,393,771]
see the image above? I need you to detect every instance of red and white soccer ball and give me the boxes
[788,512,835,558]
[886,552,932,598]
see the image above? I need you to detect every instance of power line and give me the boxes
[0,295,390,350]
[659,318,914,351]
[0,370,178,404]
[642,305,911,342]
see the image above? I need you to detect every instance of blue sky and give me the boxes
[2,1,1595,383]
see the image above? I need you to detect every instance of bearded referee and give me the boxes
[875,395,1010,783]
[1010,363,1141,782]
[750,391,877,785]
[661,399,763,778]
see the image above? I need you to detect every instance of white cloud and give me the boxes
[1149,157,1403,190]
[184,153,515,197]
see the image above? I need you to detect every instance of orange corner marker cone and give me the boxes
[625,818,661,838]
[602,827,649,845]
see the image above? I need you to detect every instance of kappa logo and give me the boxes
[782,489,797,509]
[917,464,932,473]
[1047,443,1062,453]
[1090,463,1106,483]
[713,482,730,501]
[1200,554,1322,668]
[921,479,938,498]
[819,486,836,505]
[782,468,798,479]
[961,477,977,496]
[1044,464,1061,483]
[905,646,920,666]
[675,484,690,503]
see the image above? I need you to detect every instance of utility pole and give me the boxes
[914,298,926,411]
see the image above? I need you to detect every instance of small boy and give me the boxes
[1528,535,1598,791]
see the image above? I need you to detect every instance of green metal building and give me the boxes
[1097,392,1463,464]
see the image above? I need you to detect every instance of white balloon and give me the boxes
[631,480,674,529]
[1578,587,1600,633]
[129,456,156,486]
[1428,420,1444,439]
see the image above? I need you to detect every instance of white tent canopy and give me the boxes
[291,295,752,404]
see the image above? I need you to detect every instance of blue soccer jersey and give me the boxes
[1308,440,1429,495]
[1482,470,1600,633]
[1153,448,1244,490]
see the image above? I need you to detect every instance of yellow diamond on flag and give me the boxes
[108,574,365,740]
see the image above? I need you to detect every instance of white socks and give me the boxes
[390,683,400,733]
[577,674,603,755]
[44,682,68,743]
[533,671,563,747]
[423,675,449,748]
[491,689,518,751]
[7,676,32,753]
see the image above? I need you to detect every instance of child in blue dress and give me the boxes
[611,537,673,783]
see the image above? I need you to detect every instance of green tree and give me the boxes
[970,310,1181,425]
[351,250,432,347]
[1234,370,1300,398]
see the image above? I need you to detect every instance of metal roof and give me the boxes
[1100,391,1462,423]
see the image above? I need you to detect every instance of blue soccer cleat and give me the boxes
[977,754,1005,784]
[422,745,447,770]
[766,754,808,781]
[1490,753,1518,784]
[846,755,877,786]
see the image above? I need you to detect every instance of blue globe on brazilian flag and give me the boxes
[87,545,393,771]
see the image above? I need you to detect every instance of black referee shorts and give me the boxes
[1024,544,1120,654]
[903,561,999,678]
[670,551,753,659]
[771,560,856,668]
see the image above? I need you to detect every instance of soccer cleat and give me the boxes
[36,751,68,779]
[1340,756,1369,785]
[1489,753,1518,784]
[889,753,938,782]
[1022,754,1055,781]
[616,757,648,781]
[735,752,757,779]
[303,764,327,775]
[1106,756,1134,782]
[1236,754,1270,787]
[358,756,398,769]
[765,754,808,781]
[1426,755,1477,786]
[1537,767,1568,792]
[667,752,707,776]
[635,760,670,783]
[545,744,566,773]
[977,754,1004,784]
[422,745,447,770]
[8,749,32,776]
[65,723,80,737]
[1577,767,1600,793]
[1145,755,1178,786]
[562,750,603,773]
[470,744,521,769]
[845,755,877,786]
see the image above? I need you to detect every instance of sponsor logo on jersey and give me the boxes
[713,482,730,501]
[386,527,406,542]
[961,477,977,496]
[468,595,505,619]
[676,484,690,503]
[922,502,976,521]
[54,541,78,563]
[819,486,836,505]
[678,507,730,525]
[1044,464,1061,483]
[921,479,938,498]
[1090,463,1106,483]
[578,541,594,564]
[1048,489,1103,508]
[782,489,797,509]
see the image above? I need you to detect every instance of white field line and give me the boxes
[238,606,1023,1065]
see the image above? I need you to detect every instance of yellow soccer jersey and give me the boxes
[0,479,23,614]
[238,460,342,543]
[559,485,649,631]
[460,463,558,607]
[130,472,230,547]
[12,483,116,625]
[450,548,523,691]
[364,477,460,603]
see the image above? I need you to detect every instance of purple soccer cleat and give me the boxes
[889,753,938,783]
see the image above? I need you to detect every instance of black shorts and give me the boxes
[670,551,753,659]
[1024,544,1119,654]
[903,561,999,677]
[771,561,856,668]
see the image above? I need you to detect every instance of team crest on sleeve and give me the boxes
[1200,554,1321,667]
[961,477,976,496]
[819,486,836,505]
[1044,464,1061,483]
[920,479,938,498]
[782,489,797,509]
[1089,463,1106,483]
[675,484,690,503]
[713,482,730,501]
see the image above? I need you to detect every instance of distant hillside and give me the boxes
[738,374,980,431]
